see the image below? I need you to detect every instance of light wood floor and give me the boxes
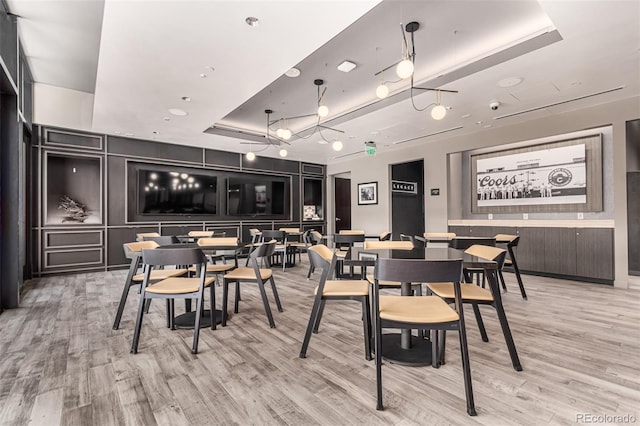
[1,259,639,425]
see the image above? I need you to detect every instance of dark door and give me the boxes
[391,160,424,240]
[334,177,351,232]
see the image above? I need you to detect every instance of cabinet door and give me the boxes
[448,226,470,236]
[544,228,577,276]
[576,228,614,280]
[516,227,546,272]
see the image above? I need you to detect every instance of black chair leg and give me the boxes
[130,293,147,354]
[169,299,175,330]
[113,282,132,330]
[234,282,240,313]
[210,284,216,330]
[361,297,372,361]
[458,322,477,416]
[192,294,203,354]
[300,295,323,358]
[313,300,326,333]
[439,330,447,365]
[472,304,489,342]
[374,310,384,411]
[270,277,283,312]
[166,300,171,328]
[431,329,440,368]
[489,271,523,371]
[498,270,507,292]
[257,280,276,328]
[144,298,152,314]
[222,281,229,326]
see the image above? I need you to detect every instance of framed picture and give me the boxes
[470,134,603,213]
[358,182,378,205]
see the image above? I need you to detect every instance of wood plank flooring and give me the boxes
[1,259,639,425]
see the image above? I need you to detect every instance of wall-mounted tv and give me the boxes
[137,168,217,215]
[227,175,289,217]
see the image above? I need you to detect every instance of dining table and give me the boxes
[344,246,521,370]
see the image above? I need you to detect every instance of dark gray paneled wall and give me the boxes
[32,125,326,274]
[627,119,640,172]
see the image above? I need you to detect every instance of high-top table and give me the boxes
[345,246,521,370]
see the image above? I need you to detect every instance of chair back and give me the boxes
[374,258,463,285]
[144,235,179,245]
[334,233,365,249]
[250,239,277,259]
[310,230,324,244]
[378,232,392,241]
[136,232,160,242]
[188,230,214,237]
[124,241,159,253]
[249,228,263,243]
[261,230,285,242]
[364,240,414,250]
[464,244,507,269]
[141,247,207,267]
[308,244,337,289]
[197,237,238,247]
[495,234,519,247]
[339,230,365,235]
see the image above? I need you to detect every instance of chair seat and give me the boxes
[427,283,494,302]
[315,280,369,296]
[504,259,513,266]
[132,268,187,282]
[379,295,459,323]
[335,250,347,258]
[224,267,272,280]
[188,263,235,273]
[275,244,287,251]
[289,242,308,248]
[146,277,215,294]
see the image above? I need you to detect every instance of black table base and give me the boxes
[173,310,223,329]
[381,333,432,366]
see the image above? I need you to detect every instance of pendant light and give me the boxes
[315,79,329,118]
[431,90,446,120]
[376,71,389,99]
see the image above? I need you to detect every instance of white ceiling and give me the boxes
[7,0,640,165]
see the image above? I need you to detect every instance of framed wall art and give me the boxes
[357,182,378,205]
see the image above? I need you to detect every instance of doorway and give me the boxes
[391,160,425,240]
[334,177,351,232]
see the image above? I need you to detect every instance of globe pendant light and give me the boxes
[246,151,256,161]
[396,58,414,79]
[431,104,446,120]
[279,148,288,157]
[317,104,329,118]
[332,140,343,151]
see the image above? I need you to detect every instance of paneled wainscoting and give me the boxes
[0,258,638,425]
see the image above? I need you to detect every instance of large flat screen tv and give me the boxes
[137,169,217,215]
[227,176,289,217]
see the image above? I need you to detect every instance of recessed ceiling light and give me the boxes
[168,108,188,116]
[475,121,483,125]
[483,124,492,128]
[337,60,357,73]
[285,68,301,78]
[205,66,214,72]
[461,114,472,119]
[245,17,259,27]
[181,96,191,102]
[317,140,328,145]
[497,76,524,88]
[163,117,171,121]
[199,73,207,78]
[152,131,159,134]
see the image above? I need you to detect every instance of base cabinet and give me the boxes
[449,225,614,283]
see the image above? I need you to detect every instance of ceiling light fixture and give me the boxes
[245,17,259,27]
[279,148,288,157]
[168,108,188,116]
[315,79,329,118]
[376,71,389,99]
[337,60,357,73]
[246,151,256,161]
[181,96,191,102]
[285,68,301,78]
[332,140,343,151]
[374,21,458,119]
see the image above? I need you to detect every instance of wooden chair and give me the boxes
[261,230,290,271]
[427,244,522,371]
[339,229,365,235]
[299,244,372,360]
[372,257,476,416]
[334,233,365,278]
[113,241,188,330]
[188,237,238,291]
[130,247,215,354]
[222,240,283,328]
[306,230,326,278]
[423,232,456,247]
[400,233,424,248]
[288,229,311,262]
[495,234,527,299]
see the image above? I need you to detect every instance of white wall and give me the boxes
[33,83,94,130]
[327,95,640,288]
